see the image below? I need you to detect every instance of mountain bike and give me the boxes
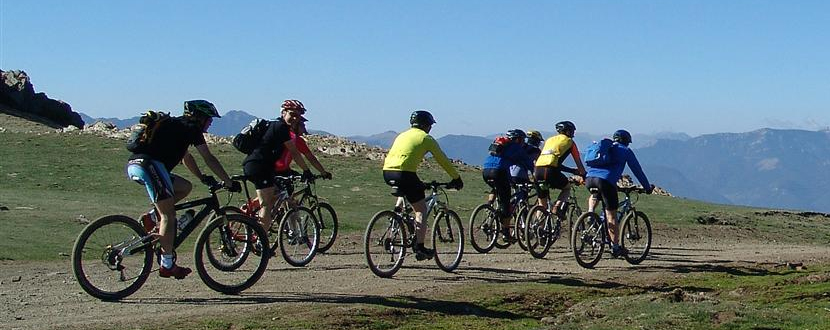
[294,175,338,253]
[469,182,536,253]
[72,178,270,301]
[364,181,464,278]
[571,185,652,268]
[225,174,320,267]
[523,177,582,259]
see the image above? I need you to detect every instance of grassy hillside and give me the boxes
[2,112,830,261]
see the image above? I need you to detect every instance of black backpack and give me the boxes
[232,118,270,154]
[126,110,171,152]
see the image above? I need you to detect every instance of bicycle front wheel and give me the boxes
[571,212,605,269]
[278,207,320,267]
[525,205,554,259]
[364,210,406,278]
[194,213,270,294]
[432,210,464,272]
[72,215,153,300]
[312,202,338,253]
[621,211,652,265]
[468,203,499,254]
[566,202,582,249]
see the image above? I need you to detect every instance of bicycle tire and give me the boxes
[432,210,464,272]
[72,215,153,300]
[364,210,406,278]
[194,213,270,294]
[571,212,605,269]
[515,205,530,251]
[525,205,554,259]
[468,203,499,254]
[566,202,582,249]
[213,206,254,271]
[278,206,320,267]
[312,202,338,253]
[621,210,652,265]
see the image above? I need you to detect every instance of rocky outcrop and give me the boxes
[0,70,84,129]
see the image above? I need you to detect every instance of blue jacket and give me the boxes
[586,144,650,189]
[483,142,534,172]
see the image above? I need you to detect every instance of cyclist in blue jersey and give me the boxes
[584,129,654,257]
[482,129,534,241]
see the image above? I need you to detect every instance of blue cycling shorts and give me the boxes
[126,158,174,203]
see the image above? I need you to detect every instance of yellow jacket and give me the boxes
[383,128,460,179]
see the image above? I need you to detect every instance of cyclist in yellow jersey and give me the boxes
[382,110,464,261]
[534,121,586,218]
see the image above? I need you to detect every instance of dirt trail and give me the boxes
[3,232,829,330]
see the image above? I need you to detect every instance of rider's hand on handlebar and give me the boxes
[301,170,315,182]
[447,178,464,190]
[224,180,242,193]
[645,184,655,195]
[200,175,219,187]
[321,171,333,180]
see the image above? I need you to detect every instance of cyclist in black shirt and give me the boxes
[243,99,313,232]
[126,100,239,279]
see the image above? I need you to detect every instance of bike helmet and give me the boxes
[526,130,543,146]
[281,99,306,113]
[183,100,221,118]
[555,121,576,134]
[506,129,527,140]
[613,129,632,145]
[410,110,436,128]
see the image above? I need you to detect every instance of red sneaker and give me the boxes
[140,213,157,233]
[159,265,192,279]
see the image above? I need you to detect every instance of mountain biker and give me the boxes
[584,129,653,257]
[243,99,314,233]
[382,110,464,261]
[510,129,543,183]
[483,129,534,241]
[126,99,240,279]
[273,115,332,180]
[534,121,586,219]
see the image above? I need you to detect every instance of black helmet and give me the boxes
[183,100,221,118]
[613,129,632,145]
[555,121,576,134]
[507,129,526,140]
[410,110,436,128]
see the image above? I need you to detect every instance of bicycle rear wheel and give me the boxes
[194,213,270,294]
[278,206,320,267]
[571,212,605,269]
[364,210,407,278]
[515,205,530,251]
[565,202,582,249]
[72,215,153,300]
[468,203,499,253]
[621,211,652,265]
[432,210,464,272]
[312,202,338,253]
[525,205,554,259]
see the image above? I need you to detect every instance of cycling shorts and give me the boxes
[383,170,425,204]
[126,158,174,203]
[585,176,619,210]
[533,166,568,199]
[244,161,277,190]
[482,168,510,217]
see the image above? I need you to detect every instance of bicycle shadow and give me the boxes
[119,292,530,320]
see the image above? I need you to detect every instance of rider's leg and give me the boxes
[155,196,177,259]
[606,207,619,246]
[553,182,572,217]
[411,199,428,245]
[170,174,192,202]
[256,186,277,231]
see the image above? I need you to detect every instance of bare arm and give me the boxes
[194,144,232,183]
[284,140,310,172]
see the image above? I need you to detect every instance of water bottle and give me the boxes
[177,210,195,230]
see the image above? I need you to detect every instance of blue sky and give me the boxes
[1,1,828,138]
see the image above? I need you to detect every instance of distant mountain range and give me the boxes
[82,111,830,212]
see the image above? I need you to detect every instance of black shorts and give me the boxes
[383,170,425,204]
[533,166,569,198]
[482,168,510,217]
[585,176,619,210]
[243,161,276,190]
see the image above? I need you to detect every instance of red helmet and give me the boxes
[281,99,306,113]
